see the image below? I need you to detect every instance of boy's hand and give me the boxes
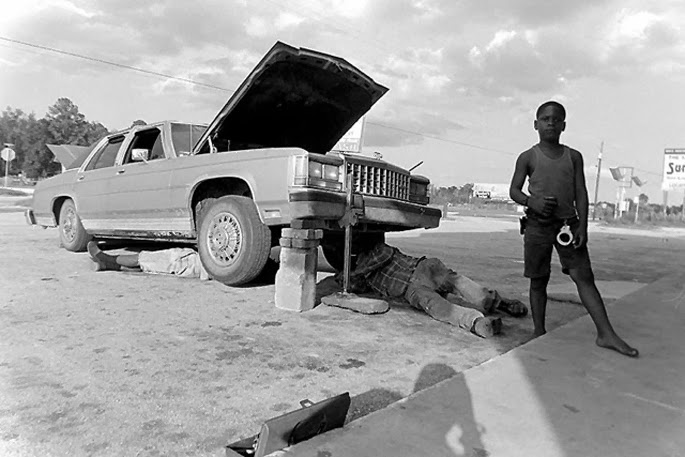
[573,225,588,249]
[528,196,557,217]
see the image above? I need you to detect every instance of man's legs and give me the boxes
[405,284,500,337]
[87,242,140,271]
[568,267,638,357]
[407,259,501,337]
[529,275,550,337]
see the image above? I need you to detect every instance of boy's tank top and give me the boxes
[527,145,577,220]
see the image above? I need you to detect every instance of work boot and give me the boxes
[471,316,502,338]
[87,241,121,271]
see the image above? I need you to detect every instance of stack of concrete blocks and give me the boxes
[275,228,324,312]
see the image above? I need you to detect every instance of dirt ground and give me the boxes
[1,206,684,457]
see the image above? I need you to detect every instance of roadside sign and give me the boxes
[332,117,365,153]
[662,148,685,190]
[1,147,15,162]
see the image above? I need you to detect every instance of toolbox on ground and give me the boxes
[225,392,351,457]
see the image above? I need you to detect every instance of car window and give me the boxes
[123,128,164,164]
[85,136,124,171]
[171,123,207,155]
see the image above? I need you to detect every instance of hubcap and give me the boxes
[206,211,242,266]
[62,207,76,241]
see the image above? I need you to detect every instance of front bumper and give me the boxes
[25,208,36,226]
[289,189,441,230]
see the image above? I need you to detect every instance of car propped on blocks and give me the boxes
[27,41,441,285]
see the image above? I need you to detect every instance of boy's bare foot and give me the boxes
[471,316,502,338]
[596,335,639,358]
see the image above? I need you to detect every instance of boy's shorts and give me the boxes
[523,218,592,278]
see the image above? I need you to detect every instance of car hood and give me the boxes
[46,144,94,170]
[194,41,388,155]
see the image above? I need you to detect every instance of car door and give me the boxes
[74,134,125,233]
[105,125,181,236]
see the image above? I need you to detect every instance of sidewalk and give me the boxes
[281,273,685,457]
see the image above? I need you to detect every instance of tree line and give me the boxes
[0,98,109,179]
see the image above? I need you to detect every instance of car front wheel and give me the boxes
[197,196,271,286]
[58,199,91,252]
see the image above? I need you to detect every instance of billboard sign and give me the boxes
[473,183,512,201]
[662,149,685,190]
[332,117,365,153]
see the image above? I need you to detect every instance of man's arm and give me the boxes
[571,149,589,247]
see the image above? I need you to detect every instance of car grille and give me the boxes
[346,161,410,201]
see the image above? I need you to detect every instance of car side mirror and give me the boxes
[131,148,149,162]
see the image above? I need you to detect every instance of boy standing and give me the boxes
[509,101,638,357]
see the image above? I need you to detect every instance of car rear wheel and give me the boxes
[197,196,271,286]
[58,199,91,252]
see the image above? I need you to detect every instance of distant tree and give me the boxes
[131,119,147,127]
[24,98,108,178]
[458,183,474,203]
[45,98,107,146]
[0,108,47,177]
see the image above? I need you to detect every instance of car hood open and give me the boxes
[194,41,388,155]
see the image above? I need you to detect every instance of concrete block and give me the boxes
[290,238,321,249]
[275,246,319,312]
[290,219,326,230]
[280,228,324,240]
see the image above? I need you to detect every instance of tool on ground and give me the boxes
[225,392,351,457]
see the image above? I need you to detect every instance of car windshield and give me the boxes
[171,123,207,155]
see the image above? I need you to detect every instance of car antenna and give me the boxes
[409,161,424,172]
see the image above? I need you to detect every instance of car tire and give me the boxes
[197,196,271,286]
[321,231,385,272]
[58,199,91,252]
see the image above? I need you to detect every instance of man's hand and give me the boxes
[528,196,557,218]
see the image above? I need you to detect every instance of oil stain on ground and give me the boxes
[339,358,365,369]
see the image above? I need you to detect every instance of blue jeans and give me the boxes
[405,258,496,331]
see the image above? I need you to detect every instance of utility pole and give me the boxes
[592,141,603,220]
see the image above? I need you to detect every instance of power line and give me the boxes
[1,35,516,157]
[0,35,669,176]
[0,36,233,93]
[367,121,515,156]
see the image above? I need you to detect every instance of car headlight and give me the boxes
[409,175,430,204]
[323,164,339,181]
[293,155,343,190]
[309,161,323,179]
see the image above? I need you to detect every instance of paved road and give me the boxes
[1,211,683,456]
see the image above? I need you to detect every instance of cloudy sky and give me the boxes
[1,0,684,204]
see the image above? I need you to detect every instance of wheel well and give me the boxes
[191,178,254,230]
[52,196,71,224]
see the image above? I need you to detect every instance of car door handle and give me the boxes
[77,176,85,181]
[117,169,126,174]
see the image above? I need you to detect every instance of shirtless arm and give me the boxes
[510,150,556,217]
[509,152,530,205]
[571,149,589,248]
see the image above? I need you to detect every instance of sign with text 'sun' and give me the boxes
[662,149,685,190]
